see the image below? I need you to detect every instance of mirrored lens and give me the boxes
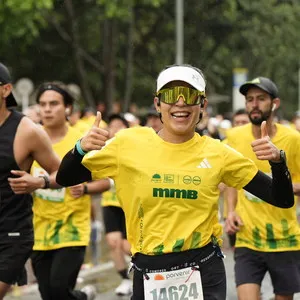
[157,87,204,105]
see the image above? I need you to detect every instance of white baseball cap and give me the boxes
[156,65,206,92]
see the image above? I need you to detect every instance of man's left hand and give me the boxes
[251,121,280,162]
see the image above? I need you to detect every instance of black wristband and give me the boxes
[39,175,50,189]
[83,184,88,194]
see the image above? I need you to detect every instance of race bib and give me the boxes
[32,167,65,202]
[144,267,203,300]
[34,188,65,202]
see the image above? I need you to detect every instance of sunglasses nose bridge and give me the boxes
[175,95,186,105]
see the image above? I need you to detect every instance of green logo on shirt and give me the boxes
[153,188,198,199]
[152,174,162,183]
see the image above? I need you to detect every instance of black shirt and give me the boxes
[0,110,33,243]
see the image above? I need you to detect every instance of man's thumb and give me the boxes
[93,111,102,128]
[260,121,268,138]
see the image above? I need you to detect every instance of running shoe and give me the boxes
[81,284,97,300]
[115,278,133,296]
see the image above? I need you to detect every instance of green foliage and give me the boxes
[1,0,300,116]
[96,0,165,19]
[0,0,53,44]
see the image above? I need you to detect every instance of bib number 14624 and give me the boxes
[150,282,200,300]
[144,267,203,300]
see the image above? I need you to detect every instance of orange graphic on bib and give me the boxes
[154,274,165,280]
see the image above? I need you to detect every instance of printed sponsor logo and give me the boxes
[165,269,191,279]
[197,158,212,168]
[152,174,162,183]
[153,188,198,199]
[183,175,192,184]
[192,176,201,185]
[163,174,174,184]
[154,274,165,280]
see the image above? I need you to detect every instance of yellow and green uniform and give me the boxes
[101,184,121,208]
[226,123,300,252]
[32,125,91,251]
[83,127,258,256]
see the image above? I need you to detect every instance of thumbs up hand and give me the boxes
[80,111,109,152]
[251,121,281,162]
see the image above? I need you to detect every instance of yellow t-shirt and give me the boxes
[81,116,107,129]
[101,185,121,208]
[32,126,91,251]
[220,138,229,219]
[71,119,90,135]
[82,127,257,255]
[226,123,300,252]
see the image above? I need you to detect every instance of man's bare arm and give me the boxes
[9,118,61,193]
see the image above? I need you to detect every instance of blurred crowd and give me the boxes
[24,100,300,141]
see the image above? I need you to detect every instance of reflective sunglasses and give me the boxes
[156,86,205,106]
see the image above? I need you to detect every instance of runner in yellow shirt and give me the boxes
[225,77,300,300]
[222,108,250,249]
[68,105,90,135]
[81,107,107,129]
[57,65,294,300]
[101,114,132,296]
[28,82,104,300]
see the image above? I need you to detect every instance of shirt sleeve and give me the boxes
[82,136,119,180]
[289,134,300,182]
[221,144,258,189]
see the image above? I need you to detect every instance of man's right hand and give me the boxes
[225,211,244,235]
[80,112,109,152]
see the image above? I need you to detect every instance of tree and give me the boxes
[1,0,300,117]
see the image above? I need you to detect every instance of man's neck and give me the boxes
[44,123,69,144]
[0,107,11,127]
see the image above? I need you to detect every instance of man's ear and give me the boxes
[2,83,13,99]
[272,98,280,111]
[65,106,72,115]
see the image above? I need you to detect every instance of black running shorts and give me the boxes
[0,240,33,285]
[102,206,127,238]
[234,247,300,295]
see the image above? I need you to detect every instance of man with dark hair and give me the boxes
[226,77,300,300]
[0,63,60,298]
[232,108,249,127]
[30,82,103,300]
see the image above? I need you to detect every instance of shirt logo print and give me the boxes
[197,158,211,168]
